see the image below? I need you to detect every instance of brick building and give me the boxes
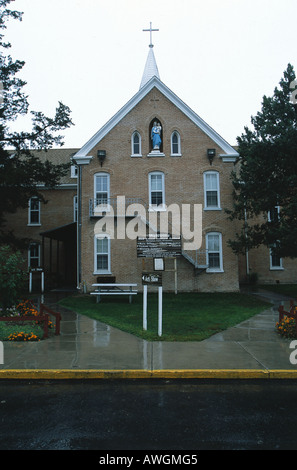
[5,42,296,292]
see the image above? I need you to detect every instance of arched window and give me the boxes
[171,131,181,156]
[131,131,142,156]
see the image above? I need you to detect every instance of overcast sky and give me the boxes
[5,0,297,148]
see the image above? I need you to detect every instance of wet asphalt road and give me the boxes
[0,379,297,452]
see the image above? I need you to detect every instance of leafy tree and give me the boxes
[0,245,26,309]
[0,0,74,247]
[227,63,297,259]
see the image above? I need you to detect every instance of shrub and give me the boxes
[0,246,26,310]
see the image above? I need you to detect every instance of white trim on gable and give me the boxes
[73,76,239,161]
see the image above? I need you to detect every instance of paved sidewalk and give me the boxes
[1,289,297,379]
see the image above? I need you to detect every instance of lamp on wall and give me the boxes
[97,150,106,167]
[207,149,216,165]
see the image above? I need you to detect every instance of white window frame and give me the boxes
[28,197,41,226]
[131,131,142,157]
[170,131,181,156]
[71,165,78,178]
[94,172,110,212]
[28,243,41,268]
[270,246,283,271]
[203,171,221,210]
[149,171,166,211]
[94,235,111,274]
[268,205,280,222]
[206,232,224,272]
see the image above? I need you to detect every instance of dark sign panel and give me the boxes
[142,273,162,286]
[137,237,182,258]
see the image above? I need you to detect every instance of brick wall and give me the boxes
[80,87,240,292]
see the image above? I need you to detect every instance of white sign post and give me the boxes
[158,286,163,337]
[142,273,163,337]
[143,284,148,330]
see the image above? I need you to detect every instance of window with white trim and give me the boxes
[206,232,223,272]
[149,172,165,210]
[94,235,110,273]
[94,173,110,206]
[171,131,181,156]
[28,197,41,225]
[204,171,220,209]
[131,131,142,156]
[71,165,78,178]
[268,205,280,222]
[270,245,283,270]
[28,243,40,268]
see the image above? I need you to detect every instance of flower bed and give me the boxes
[276,301,297,339]
[0,300,59,341]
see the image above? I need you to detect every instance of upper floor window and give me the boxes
[206,232,223,272]
[28,197,41,225]
[94,173,110,206]
[71,165,78,178]
[149,171,165,210]
[204,171,221,210]
[131,131,142,157]
[171,131,181,156]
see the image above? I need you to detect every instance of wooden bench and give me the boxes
[90,283,138,303]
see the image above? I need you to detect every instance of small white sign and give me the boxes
[154,258,164,271]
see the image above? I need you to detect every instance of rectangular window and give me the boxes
[95,174,109,206]
[270,246,283,270]
[268,206,280,223]
[28,243,40,268]
[204,172,220,209]
[95,236,110,273]
[28,198,41,225]
[206,232,223,272]
[149,172,165,209]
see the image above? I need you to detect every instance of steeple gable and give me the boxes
[140,46,160,89]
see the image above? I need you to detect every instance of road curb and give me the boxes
[1,369,297,380]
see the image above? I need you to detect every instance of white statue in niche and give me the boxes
[151,121,162,150]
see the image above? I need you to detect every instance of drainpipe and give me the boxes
[72,155,93,291]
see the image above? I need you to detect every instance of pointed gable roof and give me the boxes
[74,75,239,160]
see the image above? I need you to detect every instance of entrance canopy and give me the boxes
[40,222,76,242]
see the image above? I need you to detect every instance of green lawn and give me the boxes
[59,292,270,341]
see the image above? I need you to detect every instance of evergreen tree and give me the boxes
[0,0,74,247]
[228,63,297,259]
